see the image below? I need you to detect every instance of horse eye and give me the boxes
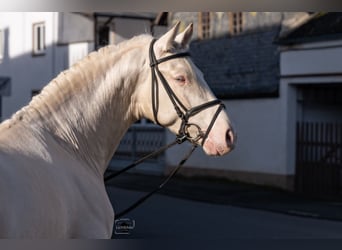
[175,76,186,83]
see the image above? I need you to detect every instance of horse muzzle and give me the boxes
[202,126,236,156]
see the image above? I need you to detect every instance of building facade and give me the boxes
[0,12,93,121]
[163,12,342,195]
[277,12,342,197]
[107,12,311,189]
[162,12,311,190]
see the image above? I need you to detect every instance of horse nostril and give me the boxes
[226,128,235,148]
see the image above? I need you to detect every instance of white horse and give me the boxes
[0,22,235,238]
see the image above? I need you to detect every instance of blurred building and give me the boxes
[0,12,94,120]
[161,12,305,190]
[161,12,342,197]
[105,12,314,189]
[0,12,166,122]
[277,12,342,198]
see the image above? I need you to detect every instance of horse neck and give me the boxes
[17,38,149,176]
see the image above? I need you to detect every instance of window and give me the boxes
[199,12,211,40]
[229,12,243,35]
[32,22,46,55]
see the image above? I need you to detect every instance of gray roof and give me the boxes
[189,28,280,99]
[276,12,342,45]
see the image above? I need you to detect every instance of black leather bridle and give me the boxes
[105,39,227,219]
[149,38,225,146]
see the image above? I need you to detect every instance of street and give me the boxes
[106,186,342,239]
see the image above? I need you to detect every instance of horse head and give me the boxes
[138,22,236,156]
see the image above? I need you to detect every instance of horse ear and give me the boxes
[175,23,193,49]
[154,21,180,56]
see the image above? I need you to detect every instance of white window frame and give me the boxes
[32,22,46,56]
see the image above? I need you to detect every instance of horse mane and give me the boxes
[3,34,152,128]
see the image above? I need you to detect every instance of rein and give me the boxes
[104,39,225,219]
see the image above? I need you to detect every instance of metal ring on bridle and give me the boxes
[183,123,204,144]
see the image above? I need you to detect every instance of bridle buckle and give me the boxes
[176,134,188,144]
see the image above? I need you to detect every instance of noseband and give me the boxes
[149,39,225,146]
